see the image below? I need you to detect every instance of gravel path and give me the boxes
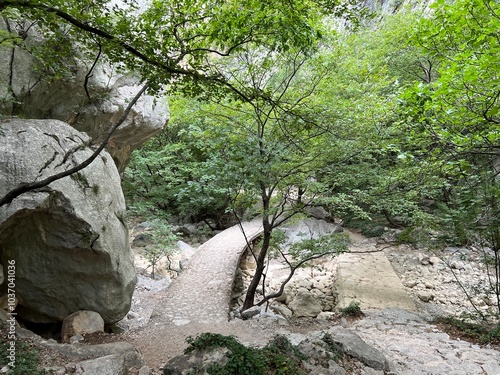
[125,219,269,371]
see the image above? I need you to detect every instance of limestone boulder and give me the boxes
[0,119,136,324]
[62,311,105,344]
[74,354,126,375]
[288,290,323,318]
[0,19,168,172]
[328,326,388,371]
[163,348,230,375]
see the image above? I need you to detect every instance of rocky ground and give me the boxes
[4,219,499,374]
[119,219,500,374]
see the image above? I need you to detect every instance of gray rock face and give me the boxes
[75,354,126,375]
[279,218,343,249]
[163,348,230,375]
[240,305,261,320]
[328,326,387,371]
[0,119,136,323]
[0,19,168,172]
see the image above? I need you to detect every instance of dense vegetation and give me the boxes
[1,0,499,323]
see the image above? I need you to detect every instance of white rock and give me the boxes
[0,120,136,324]
[289,291,323,317]
[417,291,434,302]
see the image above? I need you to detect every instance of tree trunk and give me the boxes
[241,220,272,311]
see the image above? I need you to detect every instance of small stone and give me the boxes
[419,254,431,265]
[241,306,261,320]
[404,280,418,288]
[450,261,464,270]
[310,288,326,298]
[424,281,435,289]
[298,279,314,289]
[317,311,336,320]
[429,256,441,265]
[289,291,323,318]
[483,296,494,306]
[69,335,84,344]
[417,291,434,302]
[61,310,104,344]
[270,304,293,318]
[127,311,139,319]
[274,292,287,303]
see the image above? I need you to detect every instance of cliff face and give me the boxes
[0,18,169,173]
[361,0,433,13]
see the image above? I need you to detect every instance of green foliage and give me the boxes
[285,232,350,266]
[436,316,500,345]
[388,0,500,253]
[123,107,240,227]
[0,340,46,375]
[342,215,386,238]
[1,0,363,101]
[308,10,431,228]
[184,333,308,375]
[142,219,179,278]
[320,333,344,363]
[341,301,363,317]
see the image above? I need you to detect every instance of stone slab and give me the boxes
[335,252,416,312]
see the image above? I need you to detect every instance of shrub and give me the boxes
[184,333,308,375]
[341,301,363,317]
[0,340,46,375]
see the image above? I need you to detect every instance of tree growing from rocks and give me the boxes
[148,46,357,311]
[143,219,178,279]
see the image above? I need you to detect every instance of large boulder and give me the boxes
[288,290,323,318]
[62,310,105,344]
[0,18,168,172]
[0,118,136,324]
[279,217,343,249]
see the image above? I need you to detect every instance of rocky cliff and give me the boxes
[0,18,168,173]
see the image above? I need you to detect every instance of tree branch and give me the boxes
[0,83,149,207]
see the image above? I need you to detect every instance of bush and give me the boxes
[341,301,363,317]
[342,216,386,238]
[436,316,500,345]
[184,333,308,375]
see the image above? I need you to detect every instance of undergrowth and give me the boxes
[341,301,363,318]
[435,316,500,347]
[184,333,308,375]
[0,330,46,375]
